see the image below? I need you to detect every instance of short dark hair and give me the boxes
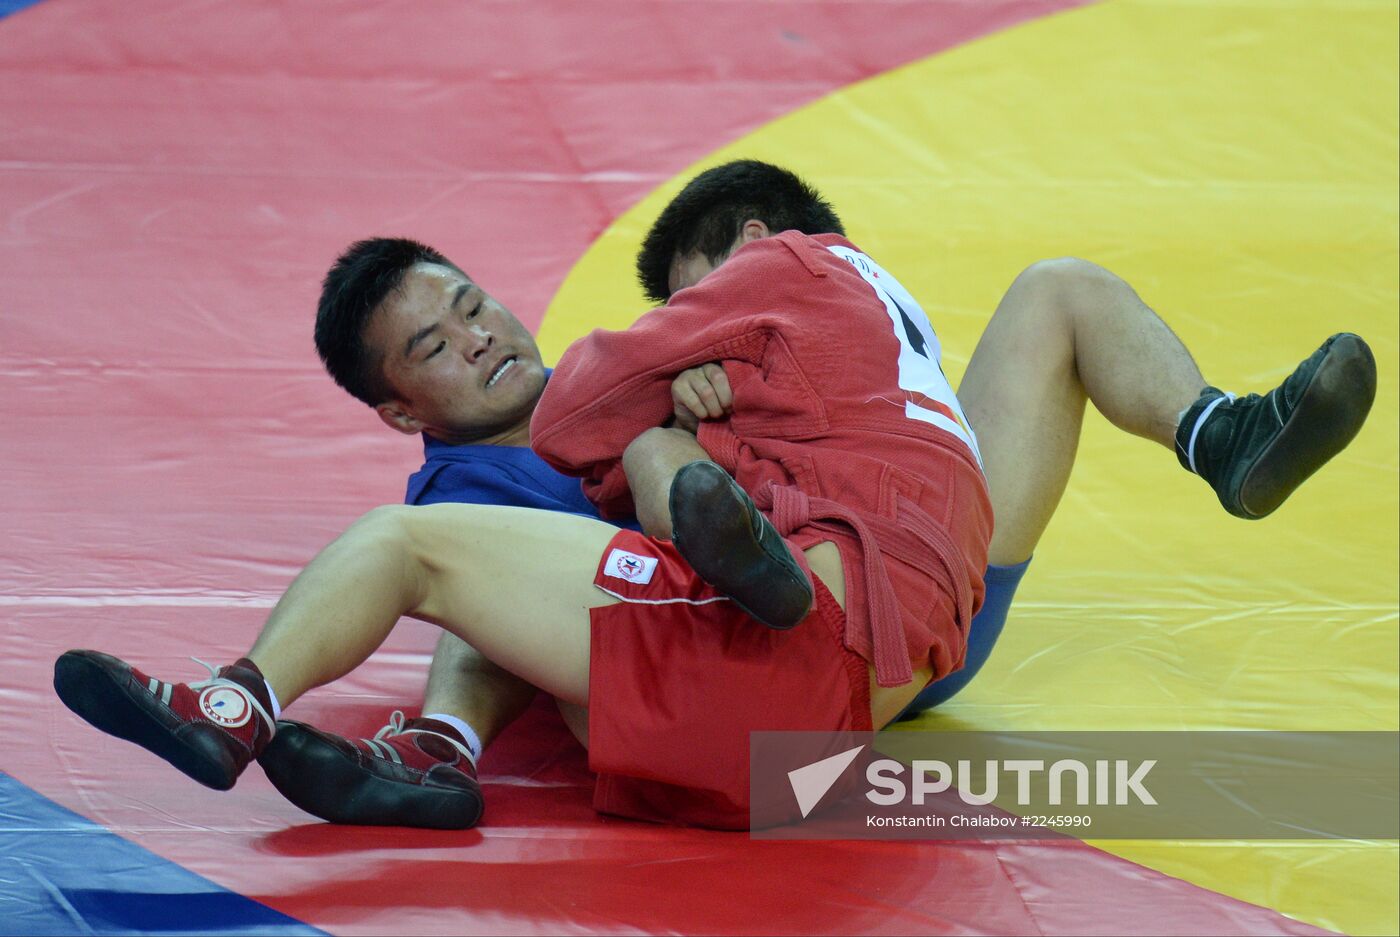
[635,159,844,303]
[315,237,454,406]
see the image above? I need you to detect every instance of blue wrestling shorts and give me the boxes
[896,557,1032,719]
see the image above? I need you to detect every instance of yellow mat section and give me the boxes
[538,1,1399,933]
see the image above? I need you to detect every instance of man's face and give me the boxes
[365,262,546,444]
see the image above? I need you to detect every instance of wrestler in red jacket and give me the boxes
[533,229,994,691]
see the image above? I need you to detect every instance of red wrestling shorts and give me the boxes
[586,529,872,830]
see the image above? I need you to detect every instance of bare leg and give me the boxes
[959,258,1207,565]
[622,426,708,538]
[622,427,844,605]
[248,503,620,709]
[421,633,537,748]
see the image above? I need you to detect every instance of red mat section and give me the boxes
[0,2,1333,933]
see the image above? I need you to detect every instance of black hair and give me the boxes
[635,159,844,304]
[315,237,454,406]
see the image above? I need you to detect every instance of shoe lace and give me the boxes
[373,710,408,741]
[187,656,222,689]
[371,709,476,765]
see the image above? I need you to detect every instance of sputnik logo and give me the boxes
[787,745,865,818]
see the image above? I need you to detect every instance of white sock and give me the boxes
[262,679,282,721]
[423,712,483,763]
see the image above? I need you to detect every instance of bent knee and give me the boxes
[1012,257,1123,308]
[343,504,420,556]
[622,425,685,463]
[388,502,492,557]
[350,503,417,535]
[349,503,466,563]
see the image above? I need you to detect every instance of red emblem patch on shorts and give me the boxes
[605,548,658,585]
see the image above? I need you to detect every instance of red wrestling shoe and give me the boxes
[259,712,484,829]
[53,650,275,791]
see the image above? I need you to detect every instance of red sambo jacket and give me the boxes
[532,232,993,688]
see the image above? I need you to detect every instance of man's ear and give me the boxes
[739,219,771,243]
[376,401,423,436]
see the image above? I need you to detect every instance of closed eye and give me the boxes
[424,340,446,361]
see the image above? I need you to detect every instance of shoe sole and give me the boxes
[669,462,812,629]
[1237,333,1377,518]
[260,724,483,830]
[53,650,237,790]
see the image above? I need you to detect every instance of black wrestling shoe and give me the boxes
[1175,333,1376,519]
[669,461,813,629]
[259,713,483,830]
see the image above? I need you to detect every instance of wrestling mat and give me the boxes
[1,1,1395,934]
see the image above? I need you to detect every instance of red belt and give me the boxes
[757,484,972,688]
